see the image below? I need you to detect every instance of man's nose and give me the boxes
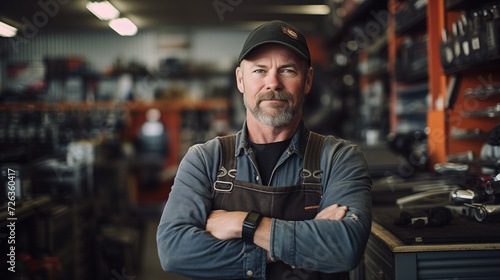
[265,71,283,91]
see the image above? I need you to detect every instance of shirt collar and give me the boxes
[235,120,310,159]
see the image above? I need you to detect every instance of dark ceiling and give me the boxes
[0,0,330,33]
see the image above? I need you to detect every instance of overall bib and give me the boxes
[211,132,349,280]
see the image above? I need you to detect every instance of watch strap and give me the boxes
[242,211,262,243]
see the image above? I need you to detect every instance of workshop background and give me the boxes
[1,0,500,279]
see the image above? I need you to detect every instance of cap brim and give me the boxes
[238,40,310,65]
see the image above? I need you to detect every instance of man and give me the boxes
[157,20,372,279]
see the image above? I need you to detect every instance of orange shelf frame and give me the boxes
[426,0,448,166]
[388,0,499,167]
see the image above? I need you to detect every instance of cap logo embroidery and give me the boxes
[281,26,298,40]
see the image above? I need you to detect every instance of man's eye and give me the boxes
[282,69,296,74]
[254,69,265,74]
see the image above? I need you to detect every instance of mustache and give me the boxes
[256,91,293,104]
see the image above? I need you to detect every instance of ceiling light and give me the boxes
[264,5,331,15]
[86,1,120,20]
[0,21,17,37]
[109,18,137,36]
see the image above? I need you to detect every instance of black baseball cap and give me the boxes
[238,20,311,66]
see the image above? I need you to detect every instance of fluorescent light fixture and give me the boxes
[264,5,331,15]
[0,21,17,37]
[109,17,137,36]
[86,1,120,20]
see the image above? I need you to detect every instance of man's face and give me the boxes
[236,44,313,127]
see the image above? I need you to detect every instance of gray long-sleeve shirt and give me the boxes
[157,121,372,279]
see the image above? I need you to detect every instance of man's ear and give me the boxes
[235,66,245,93]
[304,66,313,95]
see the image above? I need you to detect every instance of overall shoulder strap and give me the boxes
[214,135,237,191]
[218,134,237,171]
[302,131,326,184]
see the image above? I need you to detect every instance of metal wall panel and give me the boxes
[1,31,159,71]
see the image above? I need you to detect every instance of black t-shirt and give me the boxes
[249,138,292,185]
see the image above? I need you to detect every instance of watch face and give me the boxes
[245,211,261,225]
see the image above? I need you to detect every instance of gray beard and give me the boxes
[244,91,301,127]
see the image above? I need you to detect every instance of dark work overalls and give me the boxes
[211,132,349,280]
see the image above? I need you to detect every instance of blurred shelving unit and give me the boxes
[389,0,429,134]
[428,0,500,170]
[328,1,500,279]
[0,55,232,185]
[324,0,390,143]
[0,55,232,279]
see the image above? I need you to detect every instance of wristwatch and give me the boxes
[242,211,262,243]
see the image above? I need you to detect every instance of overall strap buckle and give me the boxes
[213,181,233,192]
[302,132,325,184]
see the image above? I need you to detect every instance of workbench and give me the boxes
[363,207,500,280]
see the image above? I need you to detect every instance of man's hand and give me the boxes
[206,210,246,240]
[206,210,272,253]
[314,204,348,220]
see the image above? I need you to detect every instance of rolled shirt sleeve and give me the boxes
[157,140,268,279]
[270,138,372,273]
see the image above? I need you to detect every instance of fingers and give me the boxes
[206,210,246,240]
[334,205,348,220]
[208,209,227,217]
[314,204,348,220]
[314,204,337,219]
